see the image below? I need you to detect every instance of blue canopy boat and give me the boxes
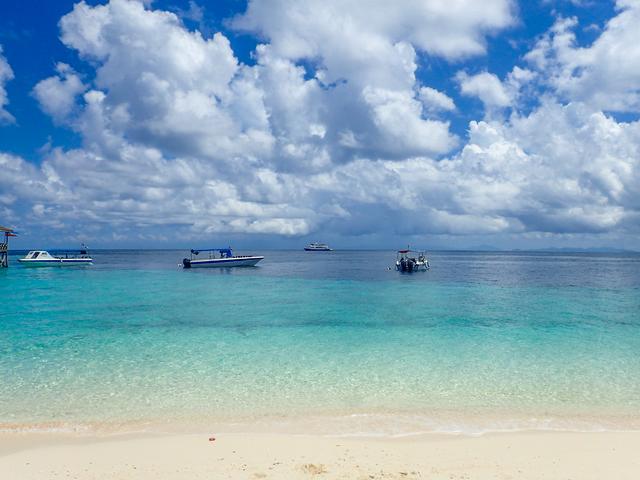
[182,247,264,268]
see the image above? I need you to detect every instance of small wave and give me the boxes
[2,412,640,438]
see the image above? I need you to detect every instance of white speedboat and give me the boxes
[304,242,332,251]
[19,248,93,266]
[182,248,263,268]
[395,249,429,272]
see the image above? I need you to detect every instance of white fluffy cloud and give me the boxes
[525,1,640,112]
[2,0,640,246]
[419,87,456,113]
[0,45,15,124]
[232,0,515,62]
[457,71,512,109]
[231,0,514,160]
[33,63,86,122]
[304,102,639,237]
[56,0,273,165]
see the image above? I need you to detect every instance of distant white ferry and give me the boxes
[18,247,92,266]
[304,242,332,251]
[182,247,263,268]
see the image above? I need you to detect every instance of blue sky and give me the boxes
[1,0,639,249]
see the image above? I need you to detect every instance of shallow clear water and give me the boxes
[1,250,640,434]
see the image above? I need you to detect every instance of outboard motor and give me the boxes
[182,258,191,269]
[407,258,415,272]
[400,258,407,271]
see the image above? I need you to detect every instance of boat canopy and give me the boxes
[191,248,233,257]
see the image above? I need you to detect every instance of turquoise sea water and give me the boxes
[1,250,639,435]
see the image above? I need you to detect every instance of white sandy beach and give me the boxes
[1,430,639,479]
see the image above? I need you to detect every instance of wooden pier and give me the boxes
[0,225,16,267]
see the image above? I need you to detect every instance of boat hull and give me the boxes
[304,247,332,251]
[18,258,93,266]
[395,261,429,272]
[183,256,264,268]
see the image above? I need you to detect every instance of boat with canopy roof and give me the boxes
[182,247,264,268]
[395,249,429,272]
